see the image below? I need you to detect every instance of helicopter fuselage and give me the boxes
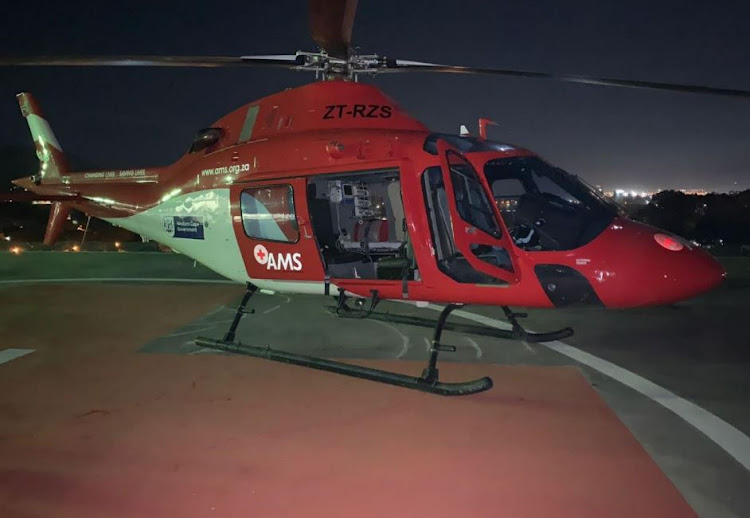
[15,80,725,308]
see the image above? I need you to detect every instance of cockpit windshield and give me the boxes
[484,156,618,251]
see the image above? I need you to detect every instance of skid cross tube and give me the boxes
[224,283,257,342]
[422,303,460,383]
[335,289,381,318]
[501,306,573,343]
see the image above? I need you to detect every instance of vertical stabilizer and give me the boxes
[17,92,68,183]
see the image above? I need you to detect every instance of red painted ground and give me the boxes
[0,285,696,517]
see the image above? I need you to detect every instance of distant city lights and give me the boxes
[605,187,712,198]
[613,189,650,198]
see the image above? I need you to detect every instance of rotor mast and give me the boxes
[288,51,394,81]
[305,0,390,80]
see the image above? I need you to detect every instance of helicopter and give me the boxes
[2,0,743,396]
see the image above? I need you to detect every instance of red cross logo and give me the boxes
[253,244,269,265]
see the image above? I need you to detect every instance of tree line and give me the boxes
[633,190,750,251]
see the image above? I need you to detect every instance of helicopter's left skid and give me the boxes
[195,283,493,396]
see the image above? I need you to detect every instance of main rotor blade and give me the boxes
[391,61,750,99]
[308,0,358,59]
[0,55,301,68]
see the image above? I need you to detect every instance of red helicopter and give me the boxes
[3,0,743,395]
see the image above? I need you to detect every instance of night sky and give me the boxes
[1,0,748,192]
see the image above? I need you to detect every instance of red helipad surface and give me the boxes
[0,285,696,517]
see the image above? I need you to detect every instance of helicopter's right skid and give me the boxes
[332,289,574,343]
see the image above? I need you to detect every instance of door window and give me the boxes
[240,185,299,242]
[447,150,503,238]
[433,141,517,284]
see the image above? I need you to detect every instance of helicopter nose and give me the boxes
[654,235,726,302]
[588,219,725,307]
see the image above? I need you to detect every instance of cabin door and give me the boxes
[421,140,519,285]
[232,178,326,289]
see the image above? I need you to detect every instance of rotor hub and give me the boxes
[292,51,394,81]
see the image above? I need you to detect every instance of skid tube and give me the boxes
[194,337,492,396]
[195,284,492,397]
[330,307,573,343]
[332,293,573,343]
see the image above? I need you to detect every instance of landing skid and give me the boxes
[195,284,493,397]
[329,307,573,342]
[194,336,491,396]
[333,291,573,343]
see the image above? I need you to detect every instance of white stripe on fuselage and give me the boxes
[103,189,249,283]
[101,188,332,295]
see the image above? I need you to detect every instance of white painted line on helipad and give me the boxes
[164,327,215,338]
[415,303,750,473]
[0,348,35,365]
[543,340,750,472]
[464,336,483,359]
[0,278,238,285]
[369,319,410,359]
[202,305,232,318]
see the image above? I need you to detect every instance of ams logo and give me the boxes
[253,244,303,271]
